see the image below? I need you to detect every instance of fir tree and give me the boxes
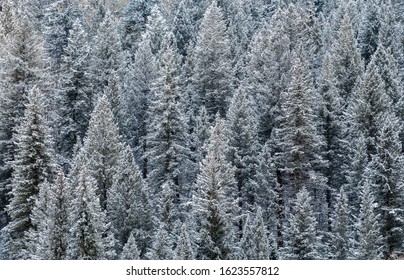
[146,36,190,207]
[27,171,69,260]
[364,113,404,258]
[146,224,174,260]
[121,33,157,178]
[66,164,115,260]
[192,114,238,260]
[120,232,140,260]
[191,0,234,118]
[0,14,48,226]
[355,179,383,260]
[226,86,260,212]
[81,95,123,210]
[282,188,320,260]
[175,223,194,260]
[5,87,56,259]
[107,145,150,252]
[330,187,354,259]
[55,18,92,163]
[329,13,363,105]
[272,47,328,231]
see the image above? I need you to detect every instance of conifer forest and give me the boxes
[1,0,404,260]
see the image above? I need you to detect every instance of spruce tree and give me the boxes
[0,14,48,226]
[27,171,69,260]
[271,47,328,231]
[81,95,123,210]
[226,86,260,212]
[120,232,140,260]
[192,114,238,260]
[355,179,383,260]
[146,36,190,207]
[364,113,404,258]
[282,188,320,260]
[330,187,354,259]
[55,18,92,163]
[146,224,174,260]
[121,33,157,178]
[107,144,151,252]
[5,87,56,259]
[191,0,234,118]
[329,13,363,106]
[66,164,115,260]
[175,223,194,260]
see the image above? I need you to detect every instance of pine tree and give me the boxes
[330,187,354,259]
[88,10,124,100]
[145,5,168,55]
[175,223,194,260]
[358,0,381,65]
[43,0,73,72]
[0,14,48,226]
[191,0,234,118]
[271,47,328,231]
[80,95,123,210]
[282,188,320,260]
[192,114,238,260]
[107,145,151,252]
[27,171,69,260]
[121,33,157,178]
[241,207,276,260]
[5,87,56,259]
[146,224,174,260]
[364,113,404,258]
[120,232,140,260]
[66,164,115,260]
[146,36,190,208]
[329,13,363,105]
[355,179,383,260]
[121,0,154,55]
[226,86,260,212]
[252,142,279,245]
[253,206,277,260]
[55,18,92,163]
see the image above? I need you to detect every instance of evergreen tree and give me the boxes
[252,142,279,245]
[107,145,151,252]
[282,188,320,260]
[121,33,157,178]
[55,18,92,164]
[146,36,190,207]
[43,0,73,71]
[27,171,69,260]
[66,164,115,260]
[329,13,363,105]
[355,179,383,260]
[226,86,260,213]
[0,14,48,227]
[175,223,194,260]
[121,0,154,55]
[120,232,140,260]
[330,187,354,259]
[5,87,56,259]
[358,0,381,65]
[88,10,124,100]
[192,114,238,260]
[241,207,276,260]
[272,47,328,231]
[364,113,404,258]
[81,95,123,210]
[191,0,234,118]
[146,224,174,260]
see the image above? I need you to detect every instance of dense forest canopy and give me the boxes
[0,0,404,260]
